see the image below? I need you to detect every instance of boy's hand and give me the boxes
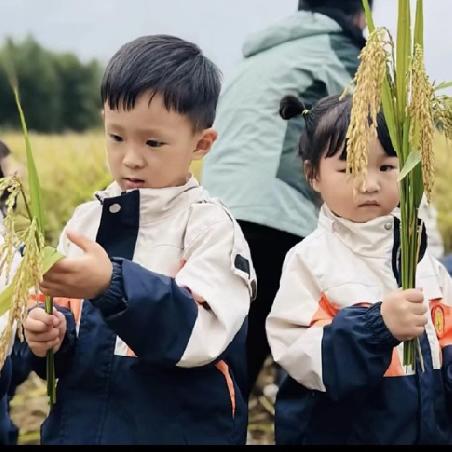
[24,307,67,357]
[40,231,113,299]
[381,288,428,342]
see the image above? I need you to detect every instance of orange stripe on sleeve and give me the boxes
[27,292,46,308]
[310,293,339,328]
[27,294,82,327]
[126,346,136,357]
[384,348,404,377]
[53,298,82,325]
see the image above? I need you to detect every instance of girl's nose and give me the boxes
[360,172,380,193]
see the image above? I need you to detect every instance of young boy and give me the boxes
[23,35,256,445]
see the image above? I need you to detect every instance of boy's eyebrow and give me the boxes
[136,126,169,136]
[106,123,169,136]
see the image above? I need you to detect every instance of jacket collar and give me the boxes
[94,176,204,224]
[318,204,396,259]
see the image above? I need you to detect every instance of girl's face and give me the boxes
[310,137,400,223]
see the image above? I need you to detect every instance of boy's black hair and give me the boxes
[279,94,395,181]
[298,0,373,15]
[101,35,222,131]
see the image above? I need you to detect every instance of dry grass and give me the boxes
[9,372,48,445]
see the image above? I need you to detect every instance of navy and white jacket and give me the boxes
[0,229,21,402]
[29,177,256,445]
[0,357,10,400]
[0,234,19,445]
[0,356,12,444]
[267,205,452,445]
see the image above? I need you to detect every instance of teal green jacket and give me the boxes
[203,11,364,237]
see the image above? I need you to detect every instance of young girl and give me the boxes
[266,94,452,445]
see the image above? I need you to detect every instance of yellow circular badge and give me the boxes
[432,305,445,338]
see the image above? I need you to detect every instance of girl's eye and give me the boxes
[380,165,396,172]
[338,168,348,173]
[146,139,164,148]
[109,134,123,142]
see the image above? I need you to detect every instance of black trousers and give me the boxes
[238,220,303,397]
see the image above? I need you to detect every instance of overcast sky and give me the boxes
[0,0,451,87]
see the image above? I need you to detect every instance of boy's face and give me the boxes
[310,137,400,223]
[103,93,217,190]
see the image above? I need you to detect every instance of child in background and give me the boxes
[0,139,30,445]
[266,94,452,444]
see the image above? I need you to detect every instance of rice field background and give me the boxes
[1,130,451,445]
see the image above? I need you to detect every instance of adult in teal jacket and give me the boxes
[202,0,372,396]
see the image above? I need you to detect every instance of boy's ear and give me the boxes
[304,161,320,193]
[192,128,218,160]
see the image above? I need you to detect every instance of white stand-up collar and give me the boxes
[94,176,204,224]
[318,204,397,258]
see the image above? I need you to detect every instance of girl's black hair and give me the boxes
[279,94,395,181]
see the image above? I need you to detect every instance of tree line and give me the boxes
[0,36,103,133]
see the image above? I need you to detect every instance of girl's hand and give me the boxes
[381,288,427,341]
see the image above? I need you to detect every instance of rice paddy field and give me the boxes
[1,131,451,444]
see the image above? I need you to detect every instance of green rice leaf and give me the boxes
[413,0,424,48]
[435,81,452,91]
[11,86,44,232]
[362,0,375,32]
[395,0,411,129]
[398,150,421,181]
[0,247,63,317]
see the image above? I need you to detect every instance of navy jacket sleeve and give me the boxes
[0,357,12,398]
[321,303,400,400]
[91,259,198,367]
[7,338,33,395]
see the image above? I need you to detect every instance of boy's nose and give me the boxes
[123,147,146,168]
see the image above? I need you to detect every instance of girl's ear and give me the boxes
[192,128,218,160]
[304,161,320,193]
